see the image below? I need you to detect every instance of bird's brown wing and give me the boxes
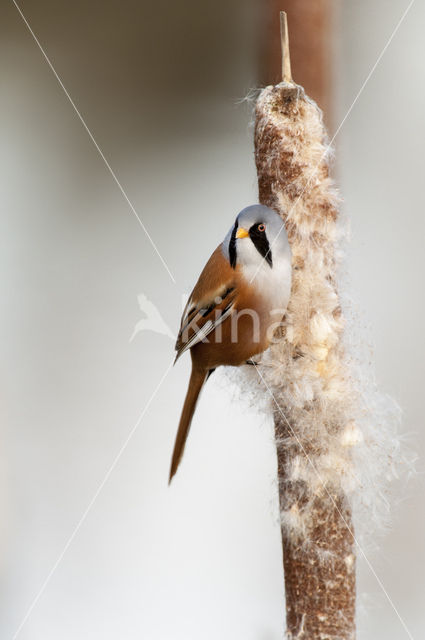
[175,246,237,362]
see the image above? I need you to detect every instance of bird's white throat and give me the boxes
[238,239,292,312]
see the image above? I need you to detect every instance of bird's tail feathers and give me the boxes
[168,366,208,483]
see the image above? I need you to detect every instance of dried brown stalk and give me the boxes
[254,13,356,639]
[259,0,333,123]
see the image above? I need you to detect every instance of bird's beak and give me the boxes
[236,227,249,239]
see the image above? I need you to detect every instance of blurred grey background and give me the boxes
[0,1,423,638]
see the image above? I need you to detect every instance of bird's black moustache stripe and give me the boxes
[249,225,272,267]
[228,220,238,269]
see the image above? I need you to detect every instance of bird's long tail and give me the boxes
[169,366,208,483]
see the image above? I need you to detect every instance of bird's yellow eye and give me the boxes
[258,223,266,232]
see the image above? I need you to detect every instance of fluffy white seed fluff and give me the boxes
[251,82,410,547]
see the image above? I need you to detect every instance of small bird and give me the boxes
[169,204,292,482]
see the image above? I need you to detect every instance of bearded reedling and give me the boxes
[169,205,292,483]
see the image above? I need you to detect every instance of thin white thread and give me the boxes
[330,0,415,143]
[253,363,414,640]
[250,0,415,284]
[11,0,176,284]
[11,361,173,640]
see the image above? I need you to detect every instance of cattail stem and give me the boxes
[255,13,356,640]
[280,12,293,84]
[260,1,333,123]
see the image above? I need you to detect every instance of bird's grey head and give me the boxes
[222,204,290,270]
